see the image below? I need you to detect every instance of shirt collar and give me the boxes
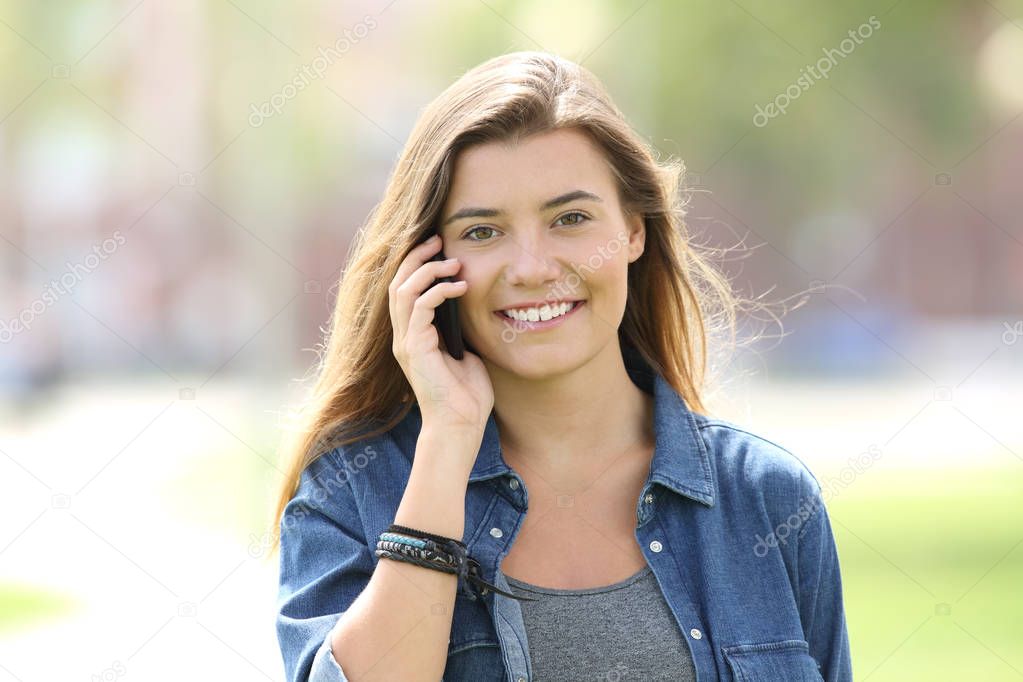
[466,348,716,507]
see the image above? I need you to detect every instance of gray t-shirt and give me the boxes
[505,564,697,681]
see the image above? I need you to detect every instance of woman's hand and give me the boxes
[389,234,495,447]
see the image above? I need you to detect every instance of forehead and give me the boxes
[444,127,616,207]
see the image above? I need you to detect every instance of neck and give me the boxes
[486,341,655,483]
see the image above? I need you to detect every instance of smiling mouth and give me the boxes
[493,300,585,326]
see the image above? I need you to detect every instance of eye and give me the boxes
[554,211,590,227]
[462,225,499,242]
[460,212,589,241]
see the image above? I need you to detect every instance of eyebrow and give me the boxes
[440,189,603,228]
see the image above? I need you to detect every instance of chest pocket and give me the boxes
[722,639,824,682]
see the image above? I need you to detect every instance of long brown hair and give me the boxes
[268,51,748,558]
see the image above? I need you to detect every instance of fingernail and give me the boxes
[428,234,440,242]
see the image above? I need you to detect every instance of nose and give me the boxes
[501,238,563,289]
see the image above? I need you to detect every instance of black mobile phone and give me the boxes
[422,233,465,360]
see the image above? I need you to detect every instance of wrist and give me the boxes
[413,429,478,481]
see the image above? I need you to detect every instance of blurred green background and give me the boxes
[1,0,1021,679]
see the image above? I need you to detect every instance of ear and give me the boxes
[626,210,646,263]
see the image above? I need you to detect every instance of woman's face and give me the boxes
[438,127,646,380]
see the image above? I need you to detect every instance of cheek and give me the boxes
[453,262,490,314]
[587,266,631,320]
[585,250,630,292]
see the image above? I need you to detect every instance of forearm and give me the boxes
[328,428,476,681]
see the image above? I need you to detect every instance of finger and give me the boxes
[407,280,467,341]
[393,258,461,337]
[391,235,444,299]
[389,236,444,338]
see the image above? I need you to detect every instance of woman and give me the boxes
[273,51,852,681]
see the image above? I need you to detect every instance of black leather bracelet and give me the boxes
[376,529,537,602]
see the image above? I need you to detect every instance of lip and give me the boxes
[494,299,584,313]
[492,300,585,331]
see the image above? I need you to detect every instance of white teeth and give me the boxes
[501,301,576,322]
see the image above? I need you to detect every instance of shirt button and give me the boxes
[490,527,504,539]
[516,677,527,682]
[508,478,520,490]
[690,628,702,640]
[644,493,654,504]
[649,540,662,552]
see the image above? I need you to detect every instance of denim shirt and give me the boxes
[275,353,853,681]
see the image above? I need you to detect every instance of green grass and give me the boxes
[831,465,1023,680]
[0,582,80,633]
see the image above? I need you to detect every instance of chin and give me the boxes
[495,344,589,380]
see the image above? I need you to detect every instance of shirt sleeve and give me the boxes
[275,450,376,682]
[796,493,854,681]
[308,626,350,681]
